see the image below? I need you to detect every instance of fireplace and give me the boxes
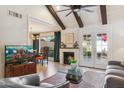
[60,48,79,64]
[63,52,74,64]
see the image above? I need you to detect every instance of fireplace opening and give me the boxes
[63,52,74,65]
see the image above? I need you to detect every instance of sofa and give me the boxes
[104,61,124,88]
[0,73,70,88]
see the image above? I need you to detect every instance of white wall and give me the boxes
[28,17,60,33]
[61,28,80,47]
[61,22,124,66]
[0,5,59,78]
[110,22,124,61]
[61,6,124,63]
[0,6,28,78]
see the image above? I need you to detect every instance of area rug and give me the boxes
[40,71,105,88]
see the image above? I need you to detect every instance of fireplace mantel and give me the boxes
[60,48,79,64]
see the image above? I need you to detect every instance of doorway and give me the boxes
[39,32,55,62]
[79,31,111,69]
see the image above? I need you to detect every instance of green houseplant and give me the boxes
[68,57,77,70]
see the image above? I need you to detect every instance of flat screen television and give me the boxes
[5,45,34,64]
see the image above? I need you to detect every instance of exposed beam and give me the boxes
[73,12,84,28]
[100,5,107,25]
[46,5,66,30]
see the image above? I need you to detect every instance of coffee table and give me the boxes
[58,68,83,84]
[66,69,82,84]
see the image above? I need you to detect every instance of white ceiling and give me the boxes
[53,5,124,28]
[27,5,61,33]
[53,5,102,28]
[53,5,79,28]
[107,5,124,24]
[29,5,124,32]
[80,6,101,26]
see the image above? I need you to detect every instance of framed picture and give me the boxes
[65,33,74,44]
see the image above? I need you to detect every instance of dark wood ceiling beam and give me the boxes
[73,12,84,28]
[46,5,66,30]
[100,5,107,25]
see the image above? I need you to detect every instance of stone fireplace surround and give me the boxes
[60,48,79,65]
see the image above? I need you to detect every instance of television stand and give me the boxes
[5,62,36,77]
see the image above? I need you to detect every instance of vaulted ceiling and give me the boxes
[46,5,107,30]
[29,5,124,32]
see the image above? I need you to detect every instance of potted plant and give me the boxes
[68,56,77,70]
[87,51,91,58]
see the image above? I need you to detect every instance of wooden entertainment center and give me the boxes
[5,62,36,77]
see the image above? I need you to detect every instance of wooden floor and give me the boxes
[36,62,105,81]
[37,62,58,80]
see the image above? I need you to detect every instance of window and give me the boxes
[82,34,92,58]
[96,33,108,59]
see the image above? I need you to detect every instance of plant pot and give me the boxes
[71,63,77,70]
